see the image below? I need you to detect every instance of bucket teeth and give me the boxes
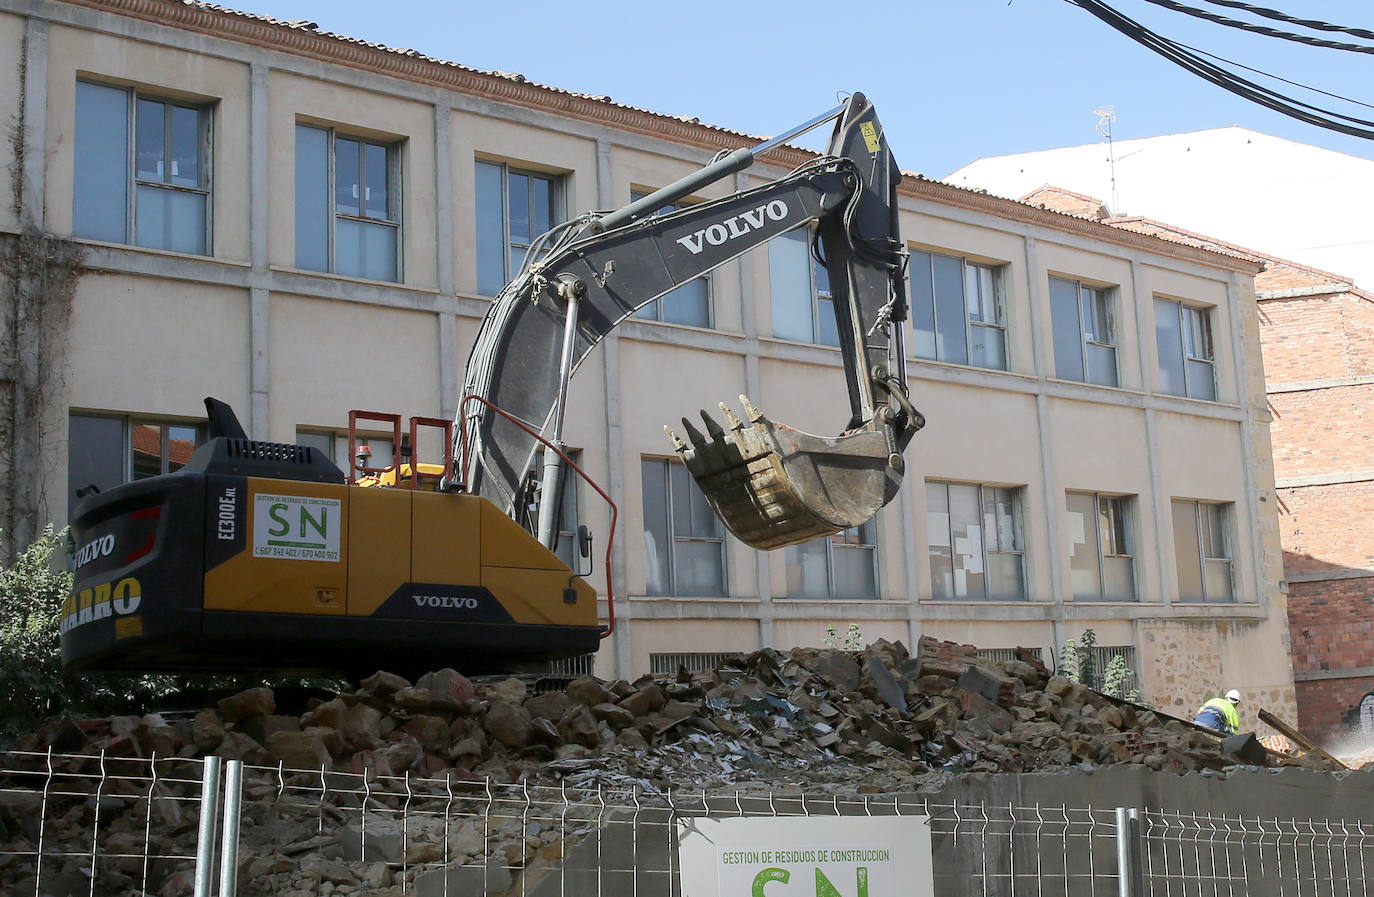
[664,425,688,453]
[700,409,726,441]
[719,402,744,430]
[680,416,707,448]
[740,394,764,423]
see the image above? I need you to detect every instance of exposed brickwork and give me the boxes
[1279,484,1374,573]
[1019,186,1110,220]
[1269,386,1374,480]
[1294,674,1374,745]
[1259,291,1374,384]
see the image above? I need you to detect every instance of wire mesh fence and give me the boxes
[2,749,1373,896]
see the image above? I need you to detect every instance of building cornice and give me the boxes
[54,0,1260,276]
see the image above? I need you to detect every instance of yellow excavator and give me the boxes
[61,92,922,676]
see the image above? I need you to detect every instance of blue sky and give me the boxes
[251,0,1374,177]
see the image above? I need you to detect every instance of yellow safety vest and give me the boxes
[1201,697,1240,733]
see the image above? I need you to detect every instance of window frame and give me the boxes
[630,188,713,327]
[909,249,1009,370]
[783,522,879,600]
[1155,297,1218,400]
[74,80,214,254]
[1049,275,1119,387]
[475,159,565,295]
[1067,491,1137,601]
[640,457,727,598]
[926,480,1027,601]
[295,123,403,282]
[769,227,838,347]
[1172,498,1235,602]
[69,413,204,516]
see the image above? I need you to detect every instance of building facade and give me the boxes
[1,0,1296,724]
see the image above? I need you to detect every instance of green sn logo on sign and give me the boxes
[252,493,342,562]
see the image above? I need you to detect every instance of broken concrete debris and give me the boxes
[0,638,1349,896]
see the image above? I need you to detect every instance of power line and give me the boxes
[1065,0,1374,139]
[1137,0,1374,54]
[1195,0,1374,42]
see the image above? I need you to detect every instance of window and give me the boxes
[296,124,401,282]
[68,414,202,515]
[909,251,1007,369]
[769,229,837,346]
[295,428,394,476]
[1067,492,1136,601]
[475,161,563,296]
[926,481,1025,600]
[1155,298,1217,400]
[631,190,712,327]
[74,81,212,254]
[1049,277,1118,386]
[641,458,725,596]
[784,523,878,599]
[1172,500,1234,602]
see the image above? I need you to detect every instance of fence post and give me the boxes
[218,759,244,897]
[193,756,222,897]
[1116,807,1144,897]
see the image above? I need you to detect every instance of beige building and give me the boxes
[1,0,1295,722]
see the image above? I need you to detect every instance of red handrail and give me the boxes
[458,394,617,639]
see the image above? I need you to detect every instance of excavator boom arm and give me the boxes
[459,93,923,549]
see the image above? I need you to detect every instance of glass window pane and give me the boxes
[964,264,982,320]
[169,105,202,188]
[363,143,389,220]
[136,99,166,182]
[294,125,330,272]
[1205,559,1233,601]
[978,266,998,323]
[813,254,831,298]
[661,279,710,327]
[295,430,334,463]
[909,251,937,359]
[532,175,554,236]
[672,463,720,538]
[636,299,660,321]
[1086,343,1118,387]
[1173,500,1205,601]
[1204,504,1229,558]
[74,82,129,243]
[833,546,877,598]
[926,483,953,599]
[507,172,530,245]
[949,484,983,599]
[136,185,206,254]
[987,553,1025,600]
[769,230,814,342]
[675,541,724,596]
[786,538,830,598]
[475,161,507,294]
[1155,299,1186,396]
[642,460,670,596]
[1186,360,1216,401]
[1186,307,1213,360]
[131,423,162,481]
[1067,492,1102,600]
[1049,277,1084,381]
[1102,556,1136,600]
[969,323,1006,370]
[932,254,968,365]
[1080,288,1101,342]
[994,488,1020,551]
[334,138,360,216]
[336,218,397,282]
[68,415,126,516]
[166,425,198,473]
[817,296,840,347]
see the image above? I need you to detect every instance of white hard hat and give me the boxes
[1225,689,1241,703]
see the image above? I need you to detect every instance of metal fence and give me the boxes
[3,749,1373,896]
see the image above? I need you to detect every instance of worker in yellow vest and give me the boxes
[1193,689,1242,735]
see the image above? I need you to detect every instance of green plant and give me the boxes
[0,525,74,739]
[823,623,864,651]
[1102,653,1142,703]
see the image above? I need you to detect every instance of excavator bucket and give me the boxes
[667,396,904,551]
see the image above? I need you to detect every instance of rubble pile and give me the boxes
[0,637,1343,895]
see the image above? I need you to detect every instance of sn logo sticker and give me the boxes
[252,494,342,562]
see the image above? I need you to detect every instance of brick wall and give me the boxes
[1259,291,1374,383]
[1269,387,1374,480]
[1295,671,1374,745]
[1279,483,1374,574]
[1286,575,1374,741]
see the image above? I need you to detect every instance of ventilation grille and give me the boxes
[650,652,739,676]
[546,654,596,677]
[225,439,314,464]
[975,647,1045,665]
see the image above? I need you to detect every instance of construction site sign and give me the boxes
[252,493,342,561]
[677,815,933,897]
